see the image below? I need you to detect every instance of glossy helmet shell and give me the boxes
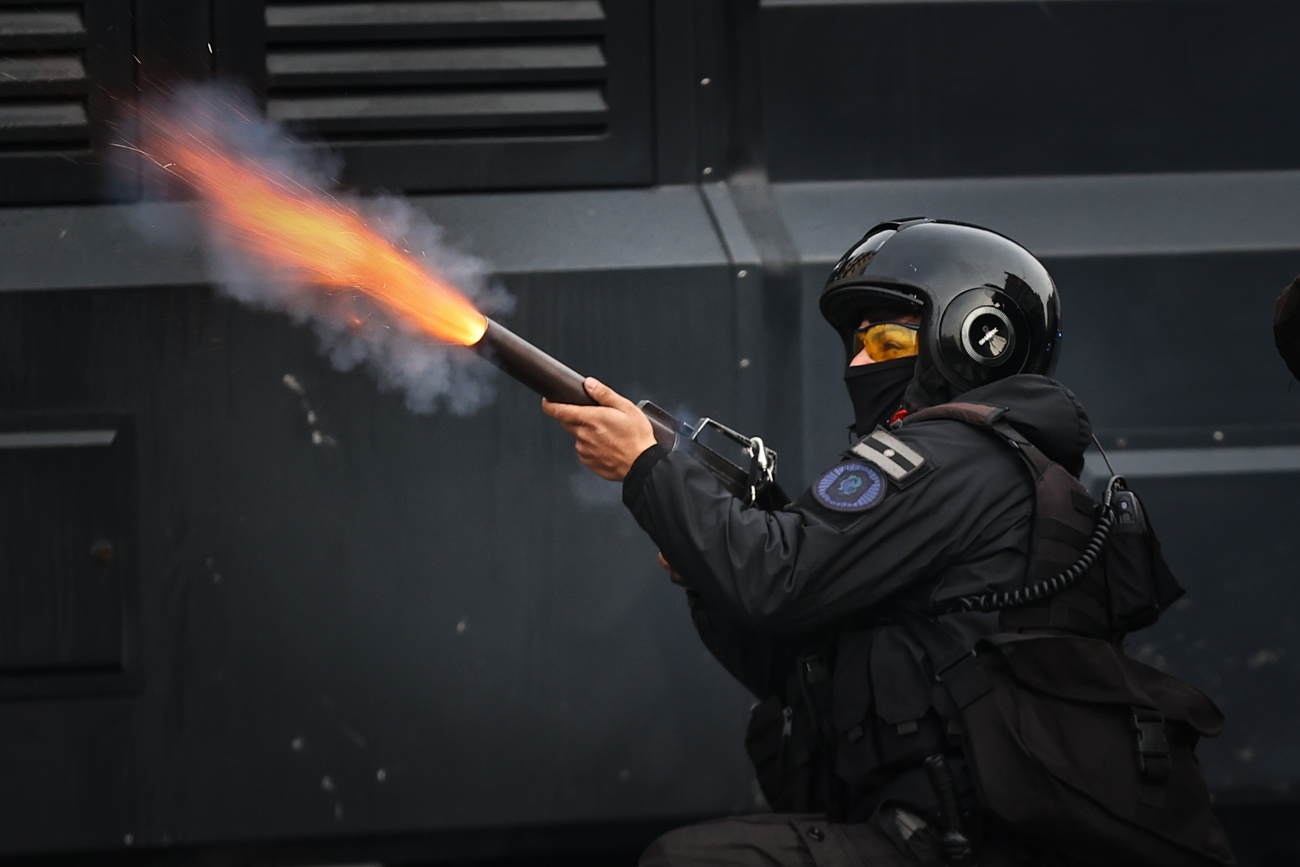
[820,218,1060,401]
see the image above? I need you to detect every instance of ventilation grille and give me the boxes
[265,1,610,141]
[0,3,90,152]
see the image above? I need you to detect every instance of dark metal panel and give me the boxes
[0,416,137,685]
[1050,253,1300,433]
[651,0,700,185]
[774,172,1300,266]
[760,0,1300,181]
[0,698,138,853]
[0,185,726,294]
[134,0,212,83]
[114,269,750,845]
[0,186,764,854]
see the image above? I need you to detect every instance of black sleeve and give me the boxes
[631,444,796,697]
[685,590,807,700]
[622,422,1032,634]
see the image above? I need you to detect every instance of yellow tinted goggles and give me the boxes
[853,321,920,362]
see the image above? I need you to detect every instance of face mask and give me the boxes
[844,356,917,436]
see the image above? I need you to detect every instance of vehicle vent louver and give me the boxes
[264,1,611,142]
[0,4,90,152]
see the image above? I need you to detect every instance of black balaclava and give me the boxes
[845,356,917,436]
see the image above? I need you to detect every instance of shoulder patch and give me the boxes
[813,461,886,512]
[849,427,930,487]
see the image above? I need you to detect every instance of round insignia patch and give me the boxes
[813,462,885,512]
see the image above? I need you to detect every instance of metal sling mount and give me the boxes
[689,416,778,507]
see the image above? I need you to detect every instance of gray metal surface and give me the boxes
[0,191,761,855]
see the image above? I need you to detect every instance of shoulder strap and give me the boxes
[902,402,1110,634]
[904,401,1054,478]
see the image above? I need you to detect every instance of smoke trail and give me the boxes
[117,81,511,416]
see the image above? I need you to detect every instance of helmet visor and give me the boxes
[853,321,920,362]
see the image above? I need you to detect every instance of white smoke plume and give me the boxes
[118,81,512,416]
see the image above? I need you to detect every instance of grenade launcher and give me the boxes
[472,318,783,508]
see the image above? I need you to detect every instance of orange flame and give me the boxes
[141,112,488,347]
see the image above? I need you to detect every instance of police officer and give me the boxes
[543,220,1149,865]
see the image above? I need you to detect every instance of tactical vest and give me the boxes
[746,402,1235,867]
[904,400,1185,636]
[897,402,1235,867]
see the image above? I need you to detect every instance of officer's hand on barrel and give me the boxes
[542,377,658,482]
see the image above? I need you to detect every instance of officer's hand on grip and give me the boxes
[542,377,658,482]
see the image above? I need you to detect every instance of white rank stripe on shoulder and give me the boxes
[850,428,927,482]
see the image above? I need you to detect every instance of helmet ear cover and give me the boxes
[936,287,1032,391]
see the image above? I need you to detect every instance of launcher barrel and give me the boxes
[472,318,597,406]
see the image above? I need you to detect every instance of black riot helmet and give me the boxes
[820,218,1061,408]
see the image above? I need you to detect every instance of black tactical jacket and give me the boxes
[621,374,1094,821]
